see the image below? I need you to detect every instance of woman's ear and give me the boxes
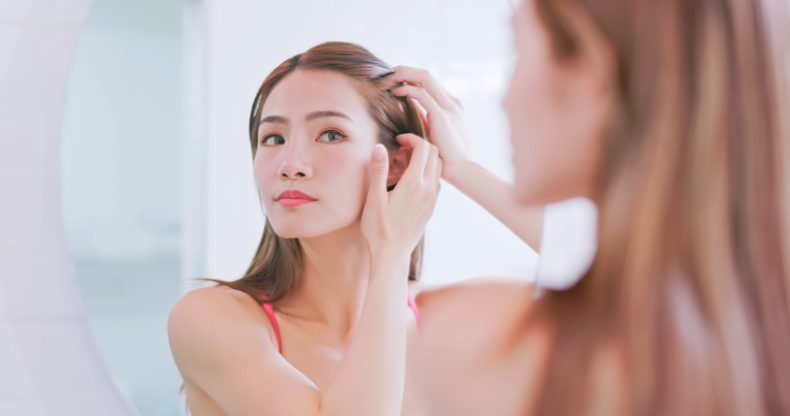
[386,145,412,189]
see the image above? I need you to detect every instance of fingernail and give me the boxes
[372,144,386,160]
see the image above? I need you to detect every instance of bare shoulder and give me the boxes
[168,286,267,341]
[413,277,539,361]
[169,285,261,319]
[412,278,548,415]
[167,285,276,381]
[414,277,536,323]
[167,286,320,415]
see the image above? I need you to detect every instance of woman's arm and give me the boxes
[388,66,544,251]
[443,158,544,251]
[168,288,326,415]
[328,134,441,415]
[321,251,410,414]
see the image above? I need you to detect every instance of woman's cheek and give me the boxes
[324,152,369,204]
[253,153,277,194]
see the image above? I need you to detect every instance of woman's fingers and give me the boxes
[424,143,440,184]
[416,107,431,139]
[391,84,442,119]
[390,65,461,113]
[365,144,389,213]
[396,134,431,183]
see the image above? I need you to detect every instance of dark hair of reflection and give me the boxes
[527,0,790,414]
[199,41,426,304]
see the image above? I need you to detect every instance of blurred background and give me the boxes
[2,0,595,415]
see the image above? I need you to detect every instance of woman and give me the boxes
[395,0,790,414]
[167,42,441,415]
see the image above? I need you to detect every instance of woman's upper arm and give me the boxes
[167,288,320,416]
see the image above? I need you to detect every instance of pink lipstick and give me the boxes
[276,189,317,208]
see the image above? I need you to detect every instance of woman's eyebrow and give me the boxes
[306,111,354,123]
[260,115,288,125]
[259,111,354,126]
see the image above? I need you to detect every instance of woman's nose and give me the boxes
[276,144,313,179]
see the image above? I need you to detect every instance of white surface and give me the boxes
[0,0,140,414]
[536,198,598,290]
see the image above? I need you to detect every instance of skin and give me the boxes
[168,69,441,415]
[390,0,616,414]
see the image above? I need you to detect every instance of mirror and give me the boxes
[56,0,596,414]
[61,0,183,414]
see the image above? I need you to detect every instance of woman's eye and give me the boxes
[260,134,285,145]
[318,130,346,143]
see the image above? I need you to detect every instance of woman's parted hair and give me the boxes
[201,41,427,305]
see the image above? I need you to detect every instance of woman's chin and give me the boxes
[270,226,312,239]
[268,223,336,240]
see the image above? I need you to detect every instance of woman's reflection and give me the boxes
[168,41,439,415]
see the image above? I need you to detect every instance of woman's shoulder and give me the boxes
[413,277,536,320]
[412,277,539,351]
[411,278,549,415]
[167,287,325,414]
[169,285,263,328]
[167,285,278,376]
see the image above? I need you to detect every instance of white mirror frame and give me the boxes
[0,1,140,414]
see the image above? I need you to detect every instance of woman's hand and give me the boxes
[388,66,471,183]
[389,66,546,252]
[361,134,442,260]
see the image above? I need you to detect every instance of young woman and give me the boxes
[393,0,790,414]
[167,42,441,415]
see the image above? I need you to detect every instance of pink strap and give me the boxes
[407,290,422,329]
[261,302,283,354]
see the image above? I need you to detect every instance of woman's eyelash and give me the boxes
[259,133,284,145]
[258,129,347,145]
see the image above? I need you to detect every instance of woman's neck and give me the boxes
[275,223,372,342]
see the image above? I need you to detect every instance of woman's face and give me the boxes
[502,0,609,205]
[254,69,380,239]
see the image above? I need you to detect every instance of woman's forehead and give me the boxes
[260,69,370,120]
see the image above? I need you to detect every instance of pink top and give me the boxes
[261,292,422,355]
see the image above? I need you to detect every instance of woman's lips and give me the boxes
[275,189,317,208]
[278,198,315,208]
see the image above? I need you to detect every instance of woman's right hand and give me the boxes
[360,134,442,260]
[389,67,546,252]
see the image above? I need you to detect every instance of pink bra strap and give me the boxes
[407,290,422,329]
[261,302,283,354]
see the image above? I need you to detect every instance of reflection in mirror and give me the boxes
[58,0,597,414]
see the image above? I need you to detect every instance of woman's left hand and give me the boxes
[388,66,471,183]
[360,135,442,261]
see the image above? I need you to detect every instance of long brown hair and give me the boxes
[529,0,790,414]
[201,42,426,305]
